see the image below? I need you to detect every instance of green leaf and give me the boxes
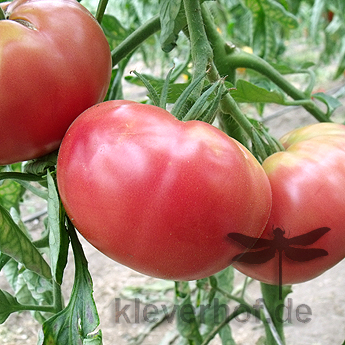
[14,270,54,323]
[24,151,58,176]
[0,164,24,212]
[101,14,130,50]
[200,268,234,327]
[183,80,221,121]
[0,203,51,280]
[245,0,298,28]
[171,71,207,119]
[130,70,160,106]
[176,293,203,343]
[312,92,342,117]
[334,37,345,79]
[0,289,21,324]
[0,253,10,271]
[159,0,185,52]
[244,0,298,58]
[42,222,101,344]
[310,0,326,41]
[125,73,190,104]
[219,324,236,345]
[231,79,285,104]
[47,172,69,285]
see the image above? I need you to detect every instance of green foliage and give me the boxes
[41,223,101,345]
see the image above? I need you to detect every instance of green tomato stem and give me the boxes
[207,62,269,161]
[200,289,268,345]
[0,172,46,182]
[183,0,213,99]
[260,283,293,345]
[52,280,64,313]
[111,15,161,67]
[18,303,56,314]
[201,4,329,123]
[95,0,109,24]
[225,52,329,122]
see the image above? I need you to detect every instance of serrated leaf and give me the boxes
[0,289,21,324]
[244,0,298,58]
[42,223,101,345]
[0,204,51,280]
[47,173,69,285]
[262,0,298,28]
[245,0,298,28]
[160,0,185,52]
[231,79,285,104]
[15,270,54,323]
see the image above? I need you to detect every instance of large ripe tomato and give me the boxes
[57,100,272,281]
[232,123,345,285]
[0,0,112,165]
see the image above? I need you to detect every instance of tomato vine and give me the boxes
[0,0,345,344]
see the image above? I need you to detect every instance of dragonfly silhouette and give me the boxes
[227,226,331,299]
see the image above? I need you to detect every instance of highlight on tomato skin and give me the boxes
[232,123,345,286]
[56,100,273,281]
[0,0,112,165]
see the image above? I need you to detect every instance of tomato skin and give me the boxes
[57,101,272,281]
[0,0,112,165]
[233,123,345,285]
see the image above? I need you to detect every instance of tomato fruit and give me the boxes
[232,123,345,285]
[57,100,272,281]
[0,0,112,165]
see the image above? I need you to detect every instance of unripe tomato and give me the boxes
[232,123,345,285]
[0,0,112,165]
[57,100,272,281]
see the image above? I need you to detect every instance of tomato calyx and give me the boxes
[0,7,6,20]
[0,3,36,29]
[13,18,37,30]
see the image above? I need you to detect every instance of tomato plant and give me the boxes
[0,0,112,165]
[1,0,345,344]
[233,123,345,284]
[56,100,272,281]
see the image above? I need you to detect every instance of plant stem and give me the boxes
[53,280,64,313]
[207,62,269,161]
[200,297,263,345]
[225,52,329,122]
[20,304,56,314]
[15,180,48,199]
[111,15,161,67]
[0,172,45,182]
[183,0,213,99]
[201,3,329,123]
[260,283,288,345]
[95,0,109,24]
